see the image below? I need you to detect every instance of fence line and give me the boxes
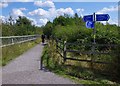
[0,35,37,39]
[0,35,40,47]
[55,38,118,64]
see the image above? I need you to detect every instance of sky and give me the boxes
[0,0,119,27]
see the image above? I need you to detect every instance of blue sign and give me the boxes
[86,21,94,28]
[96,14,110,21]
[83,15,93,22]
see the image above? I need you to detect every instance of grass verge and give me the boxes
[1,38,41,66]
[41,40,120,85]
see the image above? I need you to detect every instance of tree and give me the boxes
[8,15,14,25]
[43,21,53,37]
[15,16,33,35]
[74,13,78,18]
[2,16,41,36]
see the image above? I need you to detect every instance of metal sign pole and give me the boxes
[93,12,96,44]
[91,12,96,75]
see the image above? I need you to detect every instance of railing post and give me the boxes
[63,41,67,63]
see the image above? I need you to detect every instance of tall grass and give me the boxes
[1,38,41,66]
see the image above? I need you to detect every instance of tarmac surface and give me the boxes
[2,44,75,84]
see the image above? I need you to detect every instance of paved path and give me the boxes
[2,44,75,84]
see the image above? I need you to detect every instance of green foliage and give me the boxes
[2,16,42,36]
[42,13,120,83]
[43,13,119,45]
[95,22,119,44]
[43,21,53,37]
[53,15,75,26]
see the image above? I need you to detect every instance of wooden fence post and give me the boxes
[63,41,67,63]
[56,39,58,50]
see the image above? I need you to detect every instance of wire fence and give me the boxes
[0,35,40,47]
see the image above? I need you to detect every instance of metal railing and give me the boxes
[0,35,40,47]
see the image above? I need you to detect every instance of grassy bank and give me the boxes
[1,38,41,66]
[41,40,120,85]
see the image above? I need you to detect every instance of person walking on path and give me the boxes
[41,34,45,44]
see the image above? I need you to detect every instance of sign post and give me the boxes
[83,15,93,22]
[83,13,110,54]
[86,21,94,29]
[93,13,96,44]
[91,13,96,72]
[83,13,110,43]
[96,14,110,21]
[83,13,110,71]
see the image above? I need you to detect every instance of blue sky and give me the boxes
[0,1,119,26]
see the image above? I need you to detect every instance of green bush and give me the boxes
[42,14,120,83]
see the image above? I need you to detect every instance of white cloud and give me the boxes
[28,7,74,26]
[56,7,74,17]
[12,9,24,17]
[48,8,57,19]
[34,0,55,8]
[11,8,27,18]
[98,18,118,26]
[0,16,6,23]
[27,16,48,27]
[76,8,84,17]
[76,8,84,12]
[28,7,74,21]
[96,5,118,26]
[28,8,48,17]
[0,15,5,19]
[108,18,118,25]
[19,8,27,11]
[26,17,37,25]
[39,18,48,26]
[97,5,118,14]
[34,1,42,7]
[0,2,8,8]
